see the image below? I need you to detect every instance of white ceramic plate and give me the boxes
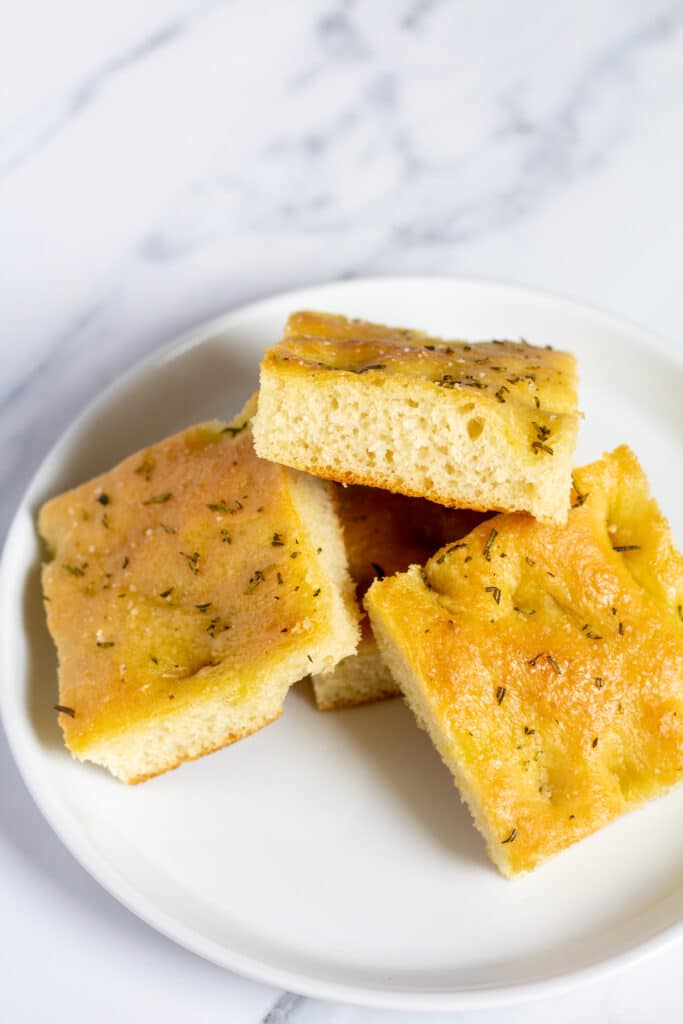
[2,278,683,1011]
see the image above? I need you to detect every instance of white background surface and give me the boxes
[2,1,683,1021]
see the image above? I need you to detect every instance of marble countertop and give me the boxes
[2,1,683,1021]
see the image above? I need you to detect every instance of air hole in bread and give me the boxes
[467,417,484,441]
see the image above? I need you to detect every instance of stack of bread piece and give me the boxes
[40,309,683,879]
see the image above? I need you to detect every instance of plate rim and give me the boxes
[2,274,683,1011]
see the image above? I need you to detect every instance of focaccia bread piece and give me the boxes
[40,396,359,783]
[311,484,485,710]
[365,446,683,876]
[253,311,579,525]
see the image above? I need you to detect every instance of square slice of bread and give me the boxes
[253,311,579,525]
[39,396,359,783]
[365,446,683,876]
[311,484,486,710]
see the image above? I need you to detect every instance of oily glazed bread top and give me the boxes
[253,311,579,524]
[40,396,360,762]
[365,446,683,876]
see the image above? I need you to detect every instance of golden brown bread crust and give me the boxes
[279,311,577,412]
[40,397,359,779]
[310,485,487,710]
[365,446,683,876]
[253,311,580,524]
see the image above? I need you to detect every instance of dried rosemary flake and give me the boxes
[160,522,175,534]
[54,704,76,717]
[312,588,321,597]
[495,385,509,403]
[143,492,172,505]
[356,363,387,373]
[531,441,554,455]
[271,532,285,546]
[244,564,276,594]
[160,587,174,598]
[436,542,467,564]
[496,686,506,705]
[571,475,589,508]
[181,551,200,574]
[485,585,501,604]
[501,828,518,844]
[64,563,88,577]
[134,457,154,481]
[532,422,551,441]
[612,544,641,552]
[483,528,498,561]
[514,606,536,616]
[96,641,115,648]
[207,499,243,514]
[221,421,248,437]
[220,529,231,544]
[546,654,561,674]
[595,677,603,688]
[592,737,599,748]
[195,602,212,613]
